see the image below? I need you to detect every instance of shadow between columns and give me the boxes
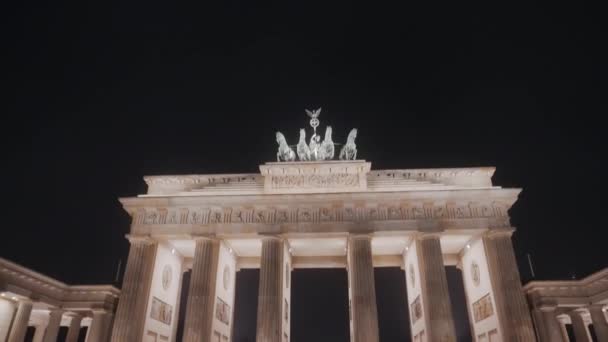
[445,266,473,342]
[233,269,260,342]
[291,269,350,342]
[374,267,410,342]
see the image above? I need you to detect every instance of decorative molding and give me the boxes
[524,268,608,310]
[472,293,494,322]
[0,258,120,313]
[141,166,497,196]
[132,200,511,226]
[259,160,370,194]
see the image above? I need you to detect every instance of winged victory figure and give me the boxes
[320,126,335,160]
[275,132,296,162]
[305,108,322,119]
[297,128,311,161]
[339,128,358,160]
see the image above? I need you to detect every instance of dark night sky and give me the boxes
[6,0,608,340]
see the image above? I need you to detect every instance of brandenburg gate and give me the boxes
[110,110,536,342]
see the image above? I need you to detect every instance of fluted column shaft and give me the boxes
[483,231,536,341]
[532,307,565,342]
[183,238,220,342]
[569,311,592,342]
[171,266,186,342]
[7,300,33,342]
[348,235,379,342]
[110,238,157,342]
[88,310,112,342]
[66,315,83,342]
[589,305,608,342]
[42,310,63,342]
[416,234,456,342]
[256,237,284,342]
[32,325,46,342]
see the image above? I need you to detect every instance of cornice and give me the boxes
[524,268,608,292]
[140,165,499,196]
[523,268,608,308]
[0,258,120,311]
[121,188,521,209]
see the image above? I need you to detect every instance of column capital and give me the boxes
[483,228,515,239]
[538,305,559,312]
[568,307,589,316]
[416,231,443,240]
[125,235,156,245]
[258,234,285,242]
[64,312,83,319]
[47,308,64,315]
[191,234,218,242]
[15,297,34,304]
[349,233,372,241]
[91,309,110,315]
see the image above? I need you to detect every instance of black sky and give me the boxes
[6,0,608,340]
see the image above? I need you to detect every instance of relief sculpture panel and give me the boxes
[135,200,510,226]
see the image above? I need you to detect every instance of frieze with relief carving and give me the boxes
[134,201,510,226]
[270,174,360,189]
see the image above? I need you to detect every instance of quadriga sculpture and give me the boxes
[320,126,335,160]
[339,128,357,160]
[275,132,296,162]
[297,129,311,161]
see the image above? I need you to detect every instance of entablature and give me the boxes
[141,162,497,196]
[121,188,519,236]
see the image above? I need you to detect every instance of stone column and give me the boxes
[87,310,112,342]
[42,309,63,342]
[110,237,157,342]
[183,237,220,342]
[171,265,187,342]
[483,230,536,341]
[256,237,285,342]
[32,325,46,342]
[347,235,379,342]
[557,315,570,342]
[589,305,608,342]
[184,238,219,342]
[416,233,457,341]
[532,307,565,342]
[66,314,83,342]
[569,310,592,342]
[7,300,33,342]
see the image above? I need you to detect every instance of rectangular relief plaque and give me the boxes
[150,297,173,325]
[215,296,231,325]
[410,295,422,323]
[472,293,494,322]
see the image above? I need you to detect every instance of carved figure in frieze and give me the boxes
[275,132,296,162]
[209,211,223,224]
[276,210,289,223]
[189,211,200,224]
[297,129,311,161]
[146,211,159,224]
[388,207,402,220]
[320,126,335,160]
[231,210,244,223]
[320,208,336,221]
[342,207,356,221]
[339,128,358,160]
[254,210,271,224]
[167,211,177,224]
[298,208,313,221]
